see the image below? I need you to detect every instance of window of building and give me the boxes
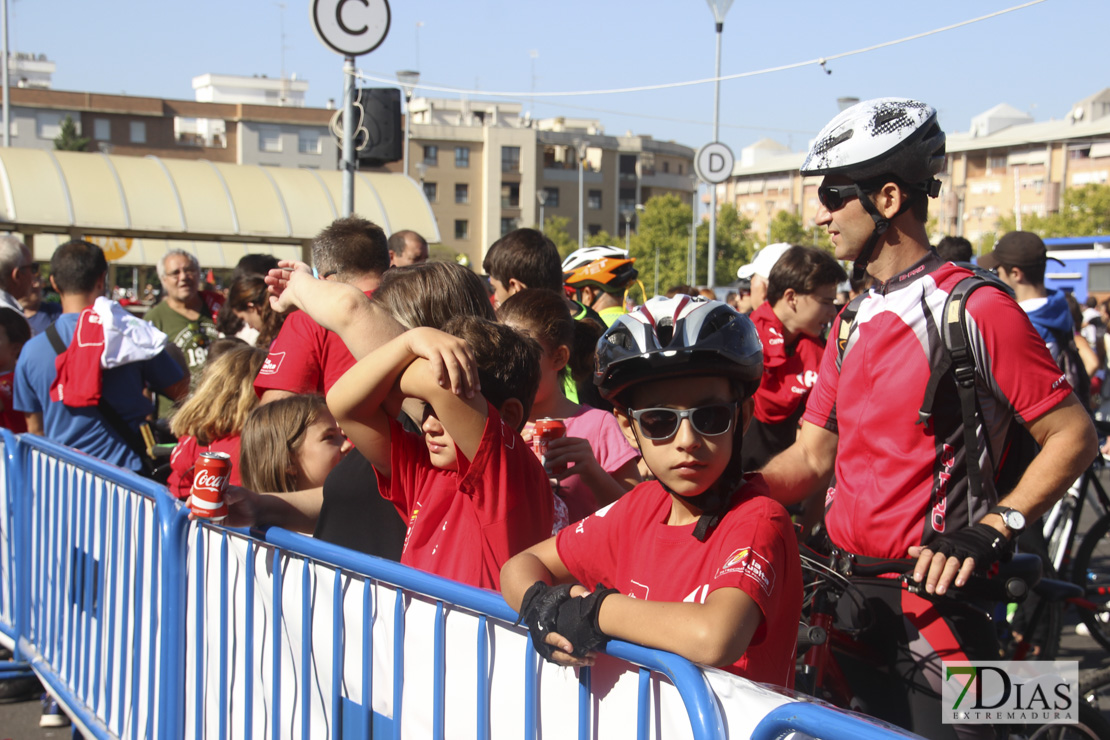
[988,155,1007,172]
[542,186,560,207]
[677,163,684,175]
[501,183,520,208]
[588,189,602,209]
[36,112,63,139]
[423,182,437,202]
[455,219,469,240]
[663,161,670,174]
[455,146,470,168]
[502,146,521,173]
[129,121,147,144]
[298,129,321,154]
[259,127,282,153]
[588,224,602,236]
[93,118,110,141]
[424,145,439,166]
[619,154,637,175]
[501,217,518,236]
[455,183,469,204]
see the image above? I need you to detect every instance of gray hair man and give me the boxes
[0,235,37,316]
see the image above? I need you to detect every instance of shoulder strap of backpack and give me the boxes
[835,292,869,372]
[45,321,155,474]
[917,275,1002,524]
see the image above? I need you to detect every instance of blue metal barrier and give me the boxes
[0,430,916,739]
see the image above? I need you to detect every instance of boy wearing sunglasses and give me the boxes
[500,296,803,687]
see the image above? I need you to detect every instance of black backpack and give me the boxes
[835,274,1023,509]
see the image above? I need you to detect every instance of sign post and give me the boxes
[694,142,734,286]
[311,0,391,217]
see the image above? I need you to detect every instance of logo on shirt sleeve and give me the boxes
[716,546,775,596]
[259,352,285,376]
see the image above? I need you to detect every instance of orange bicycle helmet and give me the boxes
[564,257,638,294]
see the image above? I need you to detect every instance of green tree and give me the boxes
[587,229,620,249]
[994,184,1110,241]
[542,215,577,259]
[629,193,696,299]
[768,210,807,245]
[695,203,756,287]
[54,115,89,152]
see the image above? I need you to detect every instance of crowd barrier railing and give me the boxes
[0,429,920,739]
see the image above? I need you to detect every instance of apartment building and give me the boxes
[722,88,1110,249]
[401,97,697,266]
[5,79,337,169]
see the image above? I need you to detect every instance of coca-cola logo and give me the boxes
[194,469,228,493]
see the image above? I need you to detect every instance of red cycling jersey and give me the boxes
[803,253,1071,559]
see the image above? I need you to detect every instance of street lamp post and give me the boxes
[622,208,635,251]
[705,0,734,290]
[396,69,420,179]
[536,189,548,230]
[575,139,588,250]
[689,174,700,285]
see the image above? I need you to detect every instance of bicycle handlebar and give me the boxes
[802,549,1042,604]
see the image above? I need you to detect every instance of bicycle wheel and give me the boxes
[1071,512,1110,652]
[1014,702,1110,739]
[1080,665,1110,713]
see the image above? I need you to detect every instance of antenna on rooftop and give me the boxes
[277,2,289,105]
[529,50,539,118]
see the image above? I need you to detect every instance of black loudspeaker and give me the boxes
[356,88,403,167]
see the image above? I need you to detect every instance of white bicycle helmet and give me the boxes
[561,245,629,273]
[801,97,946,279]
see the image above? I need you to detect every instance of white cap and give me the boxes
[737,242,792,280]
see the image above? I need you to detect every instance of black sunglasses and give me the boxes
[817,184,869,212]
[629,403,737,441]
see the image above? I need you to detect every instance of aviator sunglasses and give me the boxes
[816,184,869,212]
[628,403,737,441]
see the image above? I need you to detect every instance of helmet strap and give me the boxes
[850,185,915,282]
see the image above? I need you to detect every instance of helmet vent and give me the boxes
[655,318,675,345]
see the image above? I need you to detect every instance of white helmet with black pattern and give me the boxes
[801,97,945,190]
[802,98,946,280]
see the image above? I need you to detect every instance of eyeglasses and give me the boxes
[18,263,38,274]
[166,267,199,279]
[628,403,737,441]
[817,184,868,212]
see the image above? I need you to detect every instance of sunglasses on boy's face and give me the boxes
[816,184,868,212]
[628,403,737,441]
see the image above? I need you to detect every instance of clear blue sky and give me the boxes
[10,0,1105,155]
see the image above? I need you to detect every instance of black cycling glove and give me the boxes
[554,585,619,658]
[515,581,573,660]
[926,522,1010,569]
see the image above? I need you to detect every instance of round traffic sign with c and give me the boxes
[312,0,391,57]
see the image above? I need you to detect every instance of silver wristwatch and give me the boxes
[988,506,1026,535]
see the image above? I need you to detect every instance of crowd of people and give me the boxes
[0,96,1104,738]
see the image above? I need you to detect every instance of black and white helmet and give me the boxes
[561,245,629,273]
[801,97,945,190]
[595,295,763,405]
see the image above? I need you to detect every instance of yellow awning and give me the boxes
[0,149,439,265]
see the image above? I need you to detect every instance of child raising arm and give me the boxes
[328,316,554,590]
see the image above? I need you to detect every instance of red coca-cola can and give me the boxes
[533,417,567,475]
[189,451,232,521]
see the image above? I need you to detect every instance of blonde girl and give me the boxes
[167,344,267,498]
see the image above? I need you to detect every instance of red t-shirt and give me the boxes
[376,401,553,590]
[0,370,26,432]
[253,290,374,397]
[749,301,825,425]
[167,435,243,500]
[556,476,802,687]
[803,257,1072,559]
